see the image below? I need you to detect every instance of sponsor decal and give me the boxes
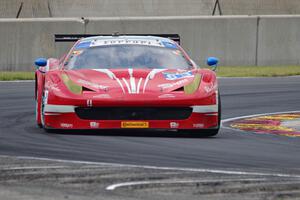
[229,113,300,137]
[90,39,163,48]
[193,123,204,128]
[204,82,215,93]
[77,79,108,90]
[87,99,93,107]
[163,71,194,80]
[90,122,99,128]
[46,83,60,92]
[74,41,91,50]
[158,79,188,89]
[121,121,149,128]
[170,122,179,128]
[158,94,176,98]
[60,123,73,128]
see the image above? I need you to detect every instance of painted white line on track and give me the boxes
[0,112,298,183]
[0,155,300,179]
[0,166,68,170]
[106,178,267,191]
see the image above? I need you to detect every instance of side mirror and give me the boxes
[35,58,47,67]
[34,58,47,73]
[206,57,219,71]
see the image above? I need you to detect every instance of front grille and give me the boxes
[75,107,192,120]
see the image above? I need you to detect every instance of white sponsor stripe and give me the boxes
[44,104,76,113]
[128,68,136,93]
[106,178,266,191]
[116,78,125,93]
[136,78,143,94]
[143,69,166,93]
[128,68,133,77]
[130,77,136,93]
[122,78,131,93]
[192,105,218,113]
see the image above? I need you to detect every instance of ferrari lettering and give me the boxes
[90,39,163,48]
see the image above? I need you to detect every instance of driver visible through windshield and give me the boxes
[65,43,192,70]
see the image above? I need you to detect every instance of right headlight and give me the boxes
[184,74,201,95]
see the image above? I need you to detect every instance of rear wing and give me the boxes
[54,34,180,44]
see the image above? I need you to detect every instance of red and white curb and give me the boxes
[222,111,300,137]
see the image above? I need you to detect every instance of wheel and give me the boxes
[36,87,43,128]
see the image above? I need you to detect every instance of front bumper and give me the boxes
[43,104,218,130]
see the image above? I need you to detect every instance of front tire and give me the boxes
[36,89,43,128]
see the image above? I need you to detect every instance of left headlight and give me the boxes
[61,74,82,95]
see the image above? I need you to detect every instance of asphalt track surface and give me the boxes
[0,77,300,170]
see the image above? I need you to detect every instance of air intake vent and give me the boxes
[172,87,184,92]
[75,107,192,120]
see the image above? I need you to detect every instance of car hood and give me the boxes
[63,68,198,94]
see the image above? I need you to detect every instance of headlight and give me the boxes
[61,74,82,94]
[184,74,201,94]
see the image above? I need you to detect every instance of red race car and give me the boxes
[35,34,220,136]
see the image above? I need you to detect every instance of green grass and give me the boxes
[216,65,300,77]
[0,71,35,81]
[1,66,300,80]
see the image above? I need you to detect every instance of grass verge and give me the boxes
[216,65,300,77]
[1,66,300,81]
[0,71,35,81]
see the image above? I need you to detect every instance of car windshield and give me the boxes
[65,45,192,70]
